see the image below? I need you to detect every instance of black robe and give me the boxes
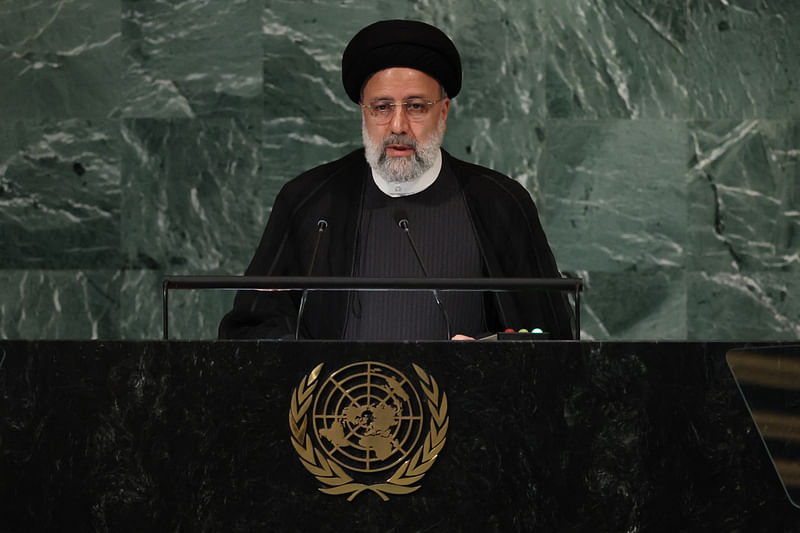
[218,148,575,340]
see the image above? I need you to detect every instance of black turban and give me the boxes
[341,20,462,104]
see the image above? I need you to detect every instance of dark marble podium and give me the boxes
[1,341,798,532]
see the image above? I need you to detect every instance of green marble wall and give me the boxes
[1,0,798,340]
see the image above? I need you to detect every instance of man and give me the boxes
[219,20,573,340]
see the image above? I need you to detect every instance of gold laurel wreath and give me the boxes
[288,362,448,501]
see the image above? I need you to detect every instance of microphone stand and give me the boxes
[295,219,327,340]
[397,218,453,340]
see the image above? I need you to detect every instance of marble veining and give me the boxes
[0,0,121,118]
[0,0,799,340]
[0,119,121,269]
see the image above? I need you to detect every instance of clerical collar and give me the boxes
[370,149,442,197]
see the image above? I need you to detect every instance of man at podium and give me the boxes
[219,20,573,341]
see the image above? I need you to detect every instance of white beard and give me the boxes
[362,115,446,183]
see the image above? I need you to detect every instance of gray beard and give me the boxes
[362,116,445,183]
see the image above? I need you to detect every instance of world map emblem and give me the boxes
[289,361,449,500]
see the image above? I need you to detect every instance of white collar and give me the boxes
[370,149,442,197]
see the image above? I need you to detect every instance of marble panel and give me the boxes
[119,269,161,340]
[263,115,363,200]
[687,120,799,273]
[545,0,689,119]
[0,270,121,339]
[121,0,262,118]
[445,116,547,197]
[687,271,800,340]
[409,0,547,120]
[538,119,687,272]
[686,0,800,119]
[119,270,233,340]
[574,268,686,340]
[121,117,262,274]
[263,1,414,121]
[0,0,121,119]
[0,119,121,269]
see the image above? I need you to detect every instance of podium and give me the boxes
[1,340,798,531]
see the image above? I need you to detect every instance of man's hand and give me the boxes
[451,334,475,341]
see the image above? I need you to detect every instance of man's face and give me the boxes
[361,67,450,182]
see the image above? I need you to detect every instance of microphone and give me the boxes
[395,212,452,340]
[295,219,328,339]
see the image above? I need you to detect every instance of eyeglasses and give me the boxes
[361,98,444,123]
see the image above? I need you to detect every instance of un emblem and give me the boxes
[289,361,448,501]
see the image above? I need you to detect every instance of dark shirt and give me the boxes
[344,165,485,340]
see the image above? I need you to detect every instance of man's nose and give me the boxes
[389,104,410,133]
